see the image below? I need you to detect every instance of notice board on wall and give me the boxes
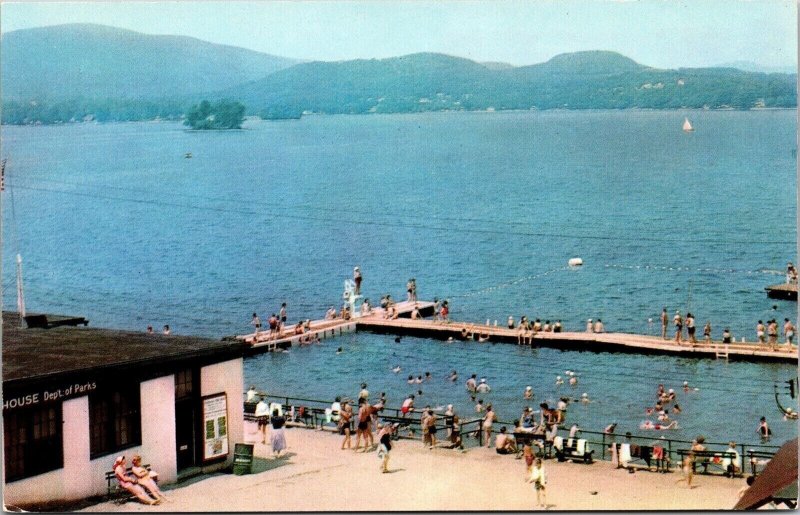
[202,393,229,461]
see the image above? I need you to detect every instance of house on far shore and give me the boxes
[2,312,245,508]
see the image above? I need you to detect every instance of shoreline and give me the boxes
[3,106,797,127]
[79,426,746,512]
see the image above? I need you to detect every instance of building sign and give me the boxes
[3,381,97,411]
[202,393,229,461]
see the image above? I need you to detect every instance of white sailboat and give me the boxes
[682,117,695,132]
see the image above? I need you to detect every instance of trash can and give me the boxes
[233,443,254,475]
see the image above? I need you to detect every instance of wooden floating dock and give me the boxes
[765,282,797,301]
[235,300,796,363]
[357,318,798,363]
[237,300,434,355]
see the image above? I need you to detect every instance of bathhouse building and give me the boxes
[2,312,245,507]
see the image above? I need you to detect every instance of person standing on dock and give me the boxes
[251,313,261,337]
[660,308,669,340]
[686,313,696,344]
[353,267,362,295]
[433,298,441,322]
[784,318,795,344]
[440,300,449,323]
[703,321,712,343]
[722,328,733,344]
[673,311,683,343]
[593,319,604,333]
[768,320,778,347]
[279,303,287,331]
[756,320,766,344]
[268,313,279,340]
[586,319,593,333]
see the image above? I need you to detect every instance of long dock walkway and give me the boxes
[235,299,796,363]
[357,317,798,363]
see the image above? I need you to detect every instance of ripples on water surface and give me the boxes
[2,110,796,445]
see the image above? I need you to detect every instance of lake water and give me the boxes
[2,110,797,446]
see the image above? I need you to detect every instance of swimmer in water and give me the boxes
[524,386,533,399]
[640,420,678,430]
[407,375,415,384]
[580,393,590,404]
[569,376,578,386]
[475,399,484,413]
[415,375,423,384]
[449,370,458,382]
[555,376,564,386]
[392,365,402,373]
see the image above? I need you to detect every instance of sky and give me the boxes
[1,0,797,70]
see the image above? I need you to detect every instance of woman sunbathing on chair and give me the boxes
[114,456,159,505]
[131,455,167,503]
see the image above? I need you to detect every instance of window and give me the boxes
[3,404,63,481]
[175,368,196,400]
[89,386,141,458]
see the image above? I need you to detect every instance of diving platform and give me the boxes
[765,283,797,301]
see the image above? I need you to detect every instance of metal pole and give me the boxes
[602,433,606,460]
[668,439,673,471]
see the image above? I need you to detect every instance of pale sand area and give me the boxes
[82,427,744,512]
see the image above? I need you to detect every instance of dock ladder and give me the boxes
[714,345,730,360]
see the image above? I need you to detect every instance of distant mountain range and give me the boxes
[1,23,796,124]
[1,24,298,101]
[715,61,797,75]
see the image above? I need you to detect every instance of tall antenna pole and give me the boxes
[16,254,25,319]
[7,164,26,324]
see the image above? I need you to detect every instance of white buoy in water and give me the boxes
[568,257,583,267]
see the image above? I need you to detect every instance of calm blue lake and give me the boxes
[2,110,796,446]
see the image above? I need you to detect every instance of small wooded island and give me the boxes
[184,100,245,130]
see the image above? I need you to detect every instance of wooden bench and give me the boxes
[513,431,552,459]
[105,464,153,498]
[615,443,669,472]
[554,437,594,464]
[747,449,775,477]
[677,449,742,477]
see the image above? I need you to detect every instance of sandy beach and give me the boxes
[82,426,746,511]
